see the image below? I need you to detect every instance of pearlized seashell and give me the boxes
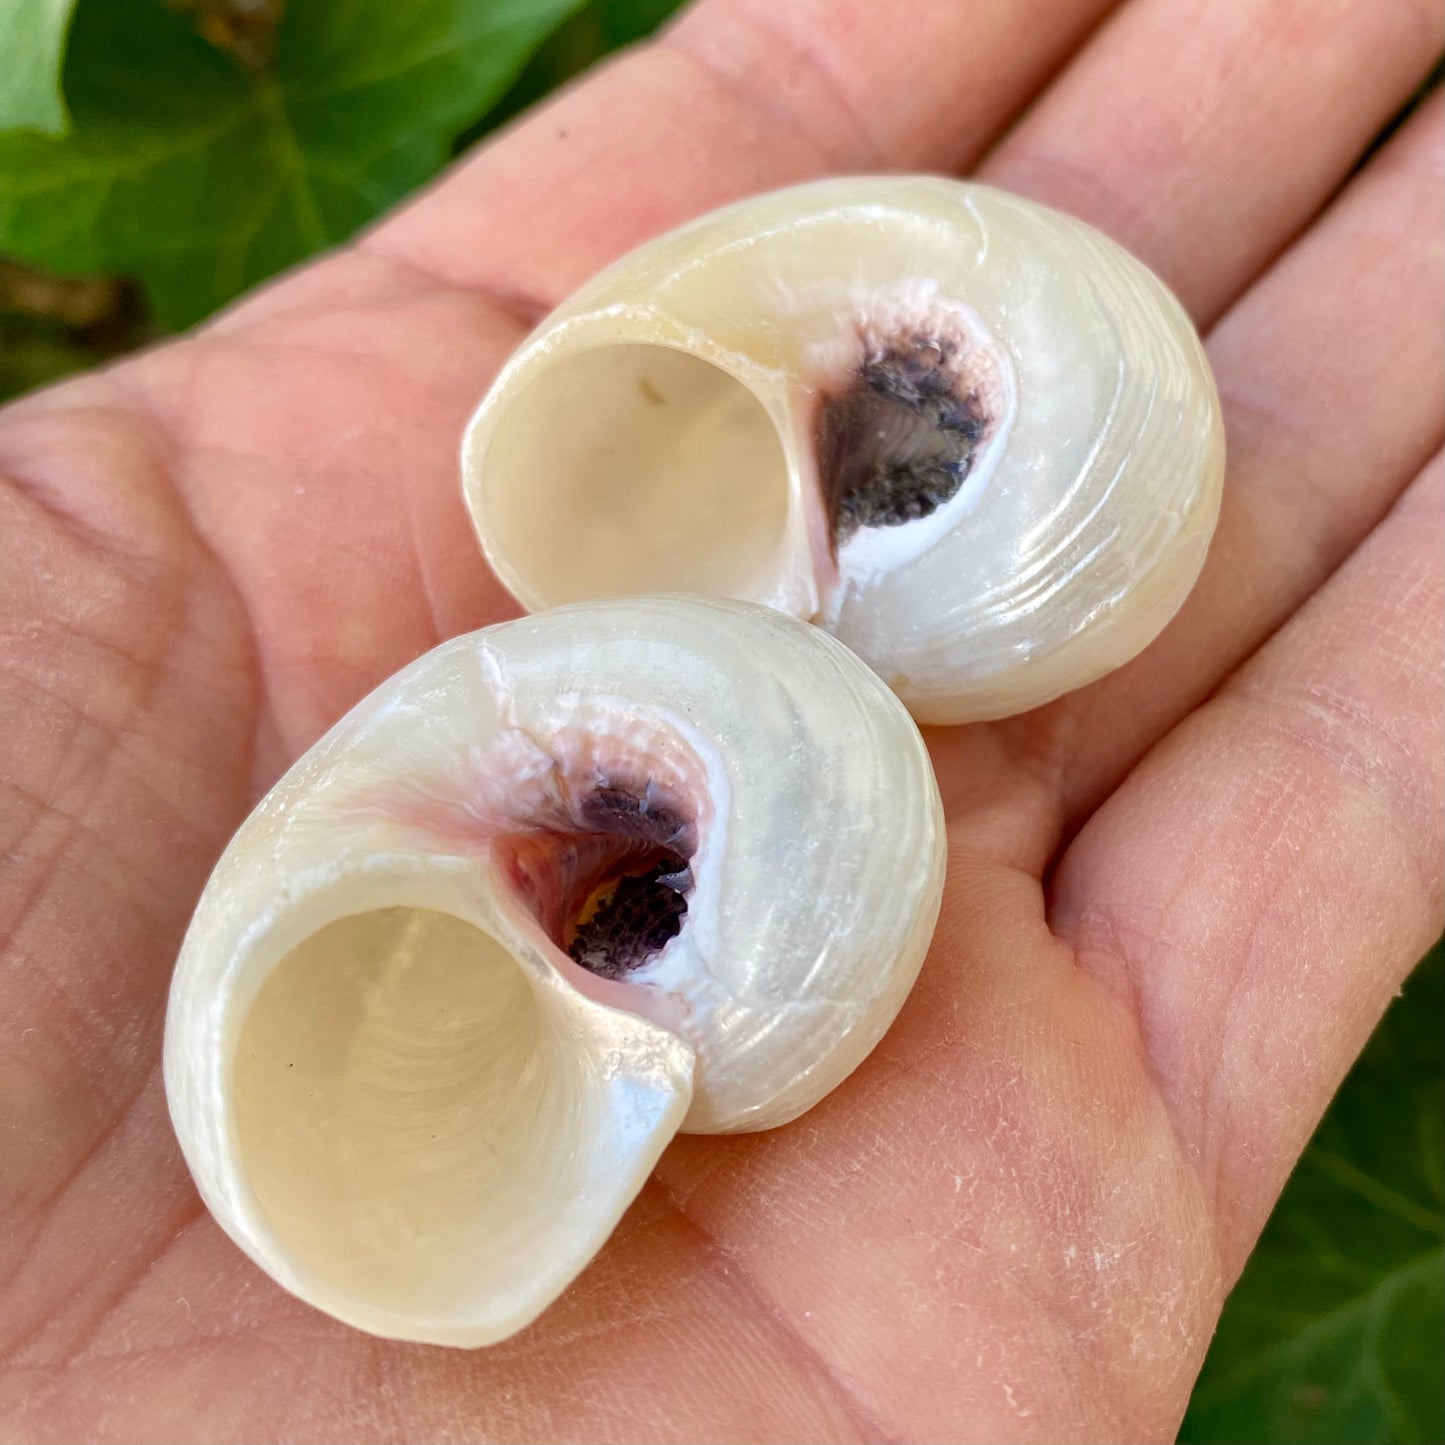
[462,177,1225,723]
[165,595,944,1346]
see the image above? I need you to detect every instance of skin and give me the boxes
[0,0,1441,1438]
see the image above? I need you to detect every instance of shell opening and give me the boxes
[478,343,790,608]
[233,906,584,1322]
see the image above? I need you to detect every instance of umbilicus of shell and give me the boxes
[164,177,1225,1347]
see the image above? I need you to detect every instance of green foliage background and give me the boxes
[1,4,1441,1440]
[1181,944,1443,1445]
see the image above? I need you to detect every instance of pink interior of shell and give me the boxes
[359,715,714,988]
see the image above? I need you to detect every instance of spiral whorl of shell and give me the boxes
[463,177,1224,722]
[165,597,944,1346]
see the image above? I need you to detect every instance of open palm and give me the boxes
[2,0,1441,1439]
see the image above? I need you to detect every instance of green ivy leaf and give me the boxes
[1181,944,1445,1445]
[592,0,685,46]
[0,0,581,328]
[0,0,78,134]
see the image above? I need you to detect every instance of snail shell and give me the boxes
[164,596,944,1346]
[462,177,1225,723]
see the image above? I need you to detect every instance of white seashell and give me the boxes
[462,177,1225,724]
[165,595,944,1347]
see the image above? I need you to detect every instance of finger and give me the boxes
[1018,91,1444,828]
[1052,453,1444,1275]
[362,0,1119,304]
[982,0,1443,324]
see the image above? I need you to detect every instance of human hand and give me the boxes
[1,0,1440,1438]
